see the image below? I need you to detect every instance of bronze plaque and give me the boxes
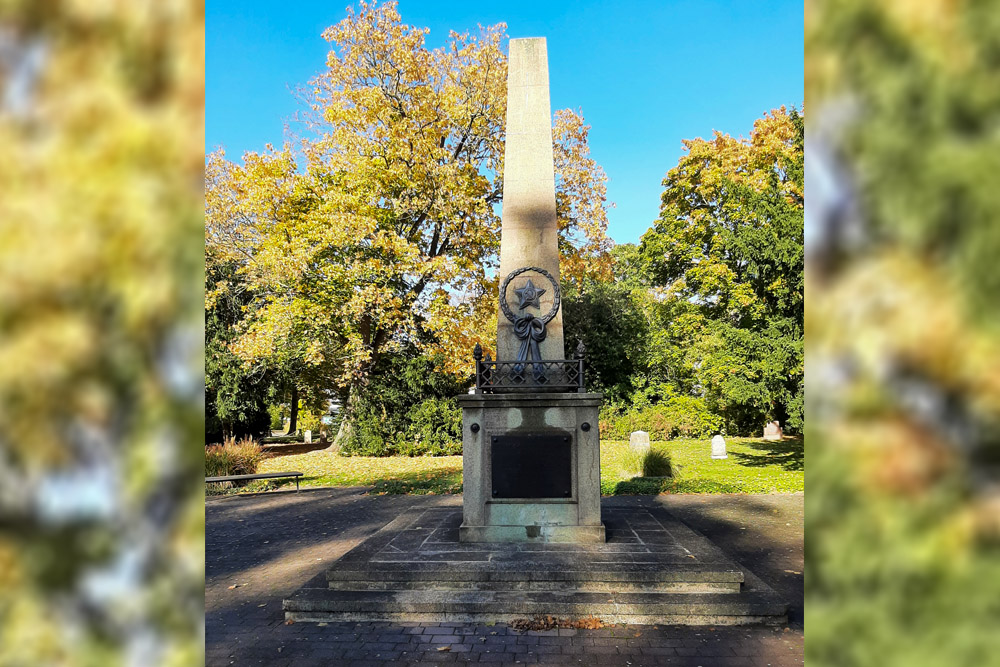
[491,433,572,498]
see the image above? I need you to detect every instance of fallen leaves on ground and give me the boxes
[509,615,606,631]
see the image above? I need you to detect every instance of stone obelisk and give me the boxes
[457,36,604,544]
[497,38,564,361]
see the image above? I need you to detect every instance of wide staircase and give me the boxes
[283,504,787,625]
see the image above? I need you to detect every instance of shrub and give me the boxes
[340,400,407,456]
[620,447,672,478]
[205,436,268,477]
[340,397,462,457]
[339,350,469,457]
[268,405,284,431]
[667,396,723,438]
[399,397,462,456]
[296,405,327,433]
[598,398,722,440]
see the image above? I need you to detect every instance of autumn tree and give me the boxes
[206,1,612,446]
[640,106,804,434]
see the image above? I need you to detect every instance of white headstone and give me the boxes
[763,421,783,441]
[711,434,727,459]
[304,430,312,444]
[629,431,650,451]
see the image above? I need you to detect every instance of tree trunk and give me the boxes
[285,383,299,435]
[329,417,351,452]
[327,388,354,451]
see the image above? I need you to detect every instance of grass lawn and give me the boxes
[600,437,803,494]
[222,435,802,496]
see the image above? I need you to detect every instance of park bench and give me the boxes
[205,471,303,493]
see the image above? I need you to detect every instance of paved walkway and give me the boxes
[206,490,803,666]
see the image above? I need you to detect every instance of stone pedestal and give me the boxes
[458,392,605,543]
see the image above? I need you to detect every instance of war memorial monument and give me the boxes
[283,38,787,625]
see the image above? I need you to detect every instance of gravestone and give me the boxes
[763,421,783,440]
[304,430,312,444]
[711,434,728,459]
[629,430,651,451]
[457,38,604,543]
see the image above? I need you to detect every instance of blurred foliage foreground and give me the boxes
[807,0,1000,664]
[0,3,204,666]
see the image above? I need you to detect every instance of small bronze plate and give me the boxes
[491,433,572,498]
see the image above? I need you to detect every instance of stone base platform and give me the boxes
[283,503,787,625]
[457,392,605,543]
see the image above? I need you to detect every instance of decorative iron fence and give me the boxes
[472,340,588,393]
[474,358,585,393]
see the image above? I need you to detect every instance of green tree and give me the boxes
[640,106,804,434]
[806,2,1000,664]
[561,244,651,403]
[205,258,281,442]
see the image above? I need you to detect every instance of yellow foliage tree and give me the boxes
[206,1,612,441]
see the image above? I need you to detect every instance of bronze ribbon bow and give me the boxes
[513,314,547,380]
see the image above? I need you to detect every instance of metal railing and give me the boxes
[472,341,587,393]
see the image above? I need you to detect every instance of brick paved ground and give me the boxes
[206,490,803,666]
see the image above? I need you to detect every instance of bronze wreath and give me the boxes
[499,266,561,324]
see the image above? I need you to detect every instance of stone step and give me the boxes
[327,559,744,577]
[326,560,744,593]
[283,588,787,626]
[328,579,740,593]
[283,505,789,627]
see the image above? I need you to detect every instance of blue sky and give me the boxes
[207,0,803,244]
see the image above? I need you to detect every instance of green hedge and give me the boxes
[397,397,462,456]
[600,397,722,440]
[338,351,467,457]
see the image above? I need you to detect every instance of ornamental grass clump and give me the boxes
[641,449,672,477]
[621,447,672,478]
[205,436,268,477]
